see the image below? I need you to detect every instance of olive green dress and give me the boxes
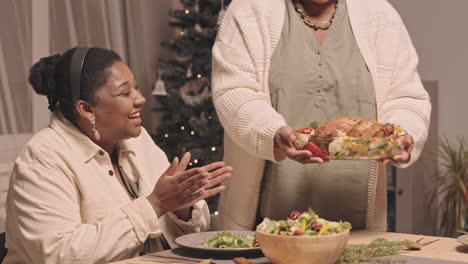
[259,0,377,229]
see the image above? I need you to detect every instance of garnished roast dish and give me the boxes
[293,117,406,160]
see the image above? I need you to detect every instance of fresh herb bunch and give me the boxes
[338,238,412,264]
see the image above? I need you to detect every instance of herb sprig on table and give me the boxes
[337,238,413,264]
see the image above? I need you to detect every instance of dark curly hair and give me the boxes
[28,47,122,123]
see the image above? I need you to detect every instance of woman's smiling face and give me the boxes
[91,61,146,142]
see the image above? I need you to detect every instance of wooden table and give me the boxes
[111,231,468,264]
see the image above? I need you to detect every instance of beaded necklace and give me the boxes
[293,0,338,31]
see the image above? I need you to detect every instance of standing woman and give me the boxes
[4,47,231,263]
[212,0,430,231]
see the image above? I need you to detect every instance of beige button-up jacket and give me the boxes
[4,112,209,264]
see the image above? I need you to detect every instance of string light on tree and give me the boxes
[180,126,185,130]
[164,134,169,138]
[211,147,216,152]
[197,74,202,79]
[190,131,195,135]
[194,159,199,164]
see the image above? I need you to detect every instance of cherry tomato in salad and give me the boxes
[293,229,304,236]
[253,238,260,247]
[287,211,302,221]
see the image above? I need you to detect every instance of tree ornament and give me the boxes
[152,68,167,96]
[186,63,193,79]
[194,0,200,12]
[194,0,203,32]
[217,0,226,25]
[180,78,211,106]
[201,111,208,120]
[195,22,202,32]
[180,85,209,105]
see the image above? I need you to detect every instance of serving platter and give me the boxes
[457,234,468,245]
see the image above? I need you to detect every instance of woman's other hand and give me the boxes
[274,125,326,164]
[147,152,206,217]
[200,161,232,198]
[147,152,231,218]
[379,135,414,165]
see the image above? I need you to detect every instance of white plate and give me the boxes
[457,234,468,245]
[175,231,260,252]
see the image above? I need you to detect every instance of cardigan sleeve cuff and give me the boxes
[257,117,288,162]
[214,88,287,162]
[164,200,209,233]
[121,197,160,243]
[158,200,210,248]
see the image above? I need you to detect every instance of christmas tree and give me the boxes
[153,0,231,212]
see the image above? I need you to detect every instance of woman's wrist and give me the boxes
[146,196,164,218]
[174,207,192,222]
[273,133,287,162]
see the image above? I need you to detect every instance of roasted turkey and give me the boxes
[294,117,397,153]
[314,116,395,138]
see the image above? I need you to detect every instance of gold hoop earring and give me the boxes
[90,117,101,141]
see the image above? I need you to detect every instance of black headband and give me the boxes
[70,47,90,102]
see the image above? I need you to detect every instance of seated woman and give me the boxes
[4,47,232,264]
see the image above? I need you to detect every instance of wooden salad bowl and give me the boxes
[255,229,349,264]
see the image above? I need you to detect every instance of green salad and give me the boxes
[256,208,351,236]
[202,231,255,248]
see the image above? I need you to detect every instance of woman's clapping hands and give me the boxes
[147,152,232,217]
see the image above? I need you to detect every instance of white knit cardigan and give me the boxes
[211,0,431,231]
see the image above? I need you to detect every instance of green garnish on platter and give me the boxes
[310,121,320,129]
